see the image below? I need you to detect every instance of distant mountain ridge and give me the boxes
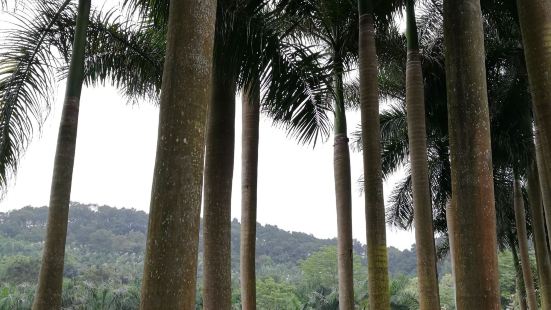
[0,202,428,277]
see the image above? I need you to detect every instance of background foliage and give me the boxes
[0,203,531,309]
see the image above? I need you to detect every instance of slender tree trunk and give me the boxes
[514,177,539,310]
[517,0,551,226]
[405,1,440,308]
[240,83,260,310]
[332,57,354,310]
[139,0,217,307]
[358,1,390,308]
[527,163,551,310]
[202,69,236,310]
[443,0,500,308]
[512,242,529,310]
[445,201,457,307]
[32,1,90,308]
[202,1,238,307]
[535,126,551,240]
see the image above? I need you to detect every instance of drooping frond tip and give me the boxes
[262,42,333,146]
[0,0,160,196]
[0,0,72,194]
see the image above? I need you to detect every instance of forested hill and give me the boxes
[0,204,524,309]
[0,202,422,276]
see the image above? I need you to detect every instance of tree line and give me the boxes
[0,203,535,309]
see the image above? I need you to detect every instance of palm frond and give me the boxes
[0,0,161,194]
[435,236,450,260]
[343,78,359,111]
[386,171,414,230]
[385,145,451,233]
[213,0,334,146]
[122,0,168,29]
[54,9,165,102]
[352,103,409,177]
[262,42,332,145]
[0,0,71,192]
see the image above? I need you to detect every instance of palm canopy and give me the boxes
[120,0,337,145]
[276,0,359,67]
[0,0,163,193]
[0,0,345,192]
[275,0,408,79]
[270,0,406,144]
[352,0,534,252]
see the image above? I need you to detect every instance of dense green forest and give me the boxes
[0,203,532,309]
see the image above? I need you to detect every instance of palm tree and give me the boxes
[138,0,217,308]
[371,3,551,306]
[30,0,90,307]
[240,82,260,310]
[516,0,551,228]
[202,1,334,306]
[42,1,330,306]
[240,20,336,306]
[277,0,358,306]
[483,0,551,265]
[443,0,500,307]
[403,0,439,308]
[118,2,332,307]
[202,1,239,307]
[358,0,405,306]
[486,14,544,307]
[510,236,528,310]
[0,0,165,305]
[526,163,551,310]
[513,176,538,310]
[534,127,551,237]
[6,0,328,306]
[356,1,530,307]
[1,0,218,307]
[358,0,389,306]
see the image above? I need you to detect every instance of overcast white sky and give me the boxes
[0,0,415,250]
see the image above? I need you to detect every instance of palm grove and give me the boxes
[0,0,550,309]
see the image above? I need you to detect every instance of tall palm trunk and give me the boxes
[32,0,90,308]
[535,127,551,238]
[139,0,217,307]
[404,1,440,308]
[514,177,539,310]
[332,56,354,310]
[240,83,260,310]
[527,163,551,310]
[358,1,390,308]
[240,86,260,310]
[202,69,236,310]
[516,0,551,223]
[443,0,500,308]
[202,2,237,308]
[512,242,529,310]
[445,201,457,306]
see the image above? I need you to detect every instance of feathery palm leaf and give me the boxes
[122,0,334,145]
[261,42,332,145]
[0,0,71,192]
[52,10,165,101]
[0,0,160,195]
[122,0,168,29]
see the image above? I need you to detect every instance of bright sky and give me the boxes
[0,1,415,250]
